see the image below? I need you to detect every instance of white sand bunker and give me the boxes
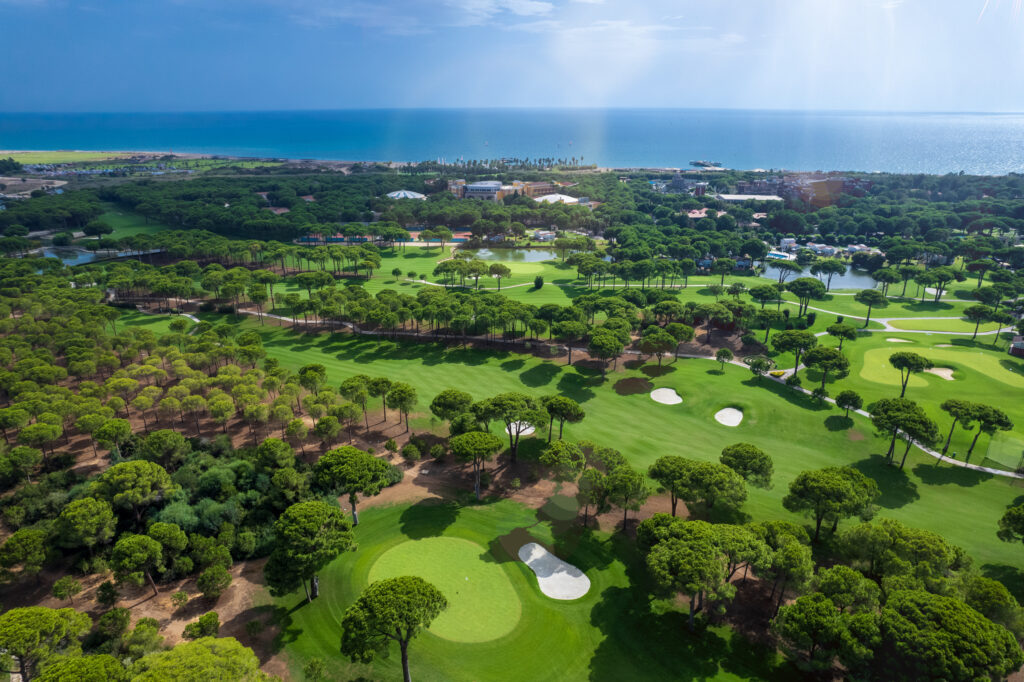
[714,408,744,427]
[505,421,535,436]
[936,344,954,348]
[518,543,590,600]
[886,338,913,343]
[650,388,683,405]
[926,367,955,380]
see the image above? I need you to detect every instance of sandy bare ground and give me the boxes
[0,176,67,197]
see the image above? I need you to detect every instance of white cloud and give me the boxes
[445,0,553,25]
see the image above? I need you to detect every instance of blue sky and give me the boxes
[1,0,1022,112]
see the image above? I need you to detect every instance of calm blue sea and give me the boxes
[3,109,1024,175]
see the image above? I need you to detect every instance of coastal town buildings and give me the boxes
[447,179,559,201]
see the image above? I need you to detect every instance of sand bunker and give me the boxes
[650,388,683,405]
[936,344,954,348]
[505,422,535,436]
[518,543,590,600]
[925,367,955,380]
[886,338,913,343]
[714,408,744,426]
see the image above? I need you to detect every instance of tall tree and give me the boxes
[888,351,933,398]
[854,288,887,328]
[312,446,393,525]
[341,576,448,682]
[771,329,818,377]
[965,404,1014,462]
[540,395,585,442]
[719,443,773,489]
[449,431,503,500]
[648,455,690,517]
[0,607,92,682]
[481,393,547,463]
[89,460,178,526]
[605,465,650,525]
[264,501,354,602]
[110,534,164,597]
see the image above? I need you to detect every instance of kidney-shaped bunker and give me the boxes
[517,542,591,600]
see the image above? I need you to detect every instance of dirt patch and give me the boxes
[848,430,866,441]
[614,377,654,395]
[0,176,68,198]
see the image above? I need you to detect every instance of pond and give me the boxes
[816,268,879,290]
[762,266,879,291]
[41,247,101,266]
[37,247,162,266]
[468,248,561,262]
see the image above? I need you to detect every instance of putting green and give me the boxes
[859,346,1024,390]
[368,537,522,643]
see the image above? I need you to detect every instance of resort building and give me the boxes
[534,193,579,205]
[715,193,784,203]
[463,180,503,201]
[447,179,559,201]
[1010,336,1024,358]
[386,190,426,200]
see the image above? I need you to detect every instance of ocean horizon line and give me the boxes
[4,107,1024,117]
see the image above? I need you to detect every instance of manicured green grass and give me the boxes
[2,150,131,164]
[206,316,1024,574]
[118,309,194,336]
[886,317,1000,333]
[827,334,1024,469]
[94,203,172,239]
[368,536,522,643]
[272,501,797,682]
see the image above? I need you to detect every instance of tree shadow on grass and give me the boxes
[613,377,654,396]
[267,604,305,652]
[223,604,289,661]
[623,359,645,370]
[514,437,548,462]
[850,455,919,509]
[982,564,1024,603]
[557,372,598,403]
[519,362,561,388]
[1000,358,1024,374]
[587,543,797,682]
[911,461,992,487]
[398,499,461,539]
[640,364,676,378]
[500,358,526,372]
[486,527,538,564]
[824,415,854,432]
[741,377,832,412]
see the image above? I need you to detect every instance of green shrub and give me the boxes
[534,275,544,289]
[197,564,232,599]
[401,444,421,461]
[183,611,220,640]
[430,444,446,459]
[96,580,119,609]
[171,591,189,610]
